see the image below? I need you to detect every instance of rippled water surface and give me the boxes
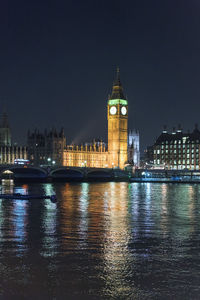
[0,182,200,299]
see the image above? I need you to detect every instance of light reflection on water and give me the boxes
[0,182,199,298]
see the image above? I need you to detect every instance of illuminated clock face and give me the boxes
[121,106,127,115]
[110,106,117,115]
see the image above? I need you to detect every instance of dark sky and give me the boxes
[1,0,200,152]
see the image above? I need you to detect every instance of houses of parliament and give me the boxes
[2,70,140,169]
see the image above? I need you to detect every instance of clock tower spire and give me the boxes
[107,68,128,169]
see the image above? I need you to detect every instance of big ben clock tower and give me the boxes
[107,68,128,169]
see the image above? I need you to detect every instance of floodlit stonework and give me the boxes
[63,69,128,169]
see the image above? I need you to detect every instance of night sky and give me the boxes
[1,0,200,152]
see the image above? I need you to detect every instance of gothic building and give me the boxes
[128,129,140,167]
[0,112,27,164]
[26,69,139,170]
[63,69,129,169]
[27,128,66,165]
[0,112,11,146]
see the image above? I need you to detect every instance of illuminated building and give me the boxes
[27,128,66,165]
[128,129,140,167]
[63,141,107,168]
[63,69,129,169]
[153,125,200,170]
[0,112,27,164]
[26,69,138,170]
[107,68,128,169]
[0,146,27,164]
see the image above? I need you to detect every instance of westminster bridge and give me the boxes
[0,165,130,181]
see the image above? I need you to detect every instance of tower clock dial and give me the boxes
[121,106,127,115]
[110,106,117,115]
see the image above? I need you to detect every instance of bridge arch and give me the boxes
[86,169,113,180]
[2,166,48,179]
[50,168,84,181]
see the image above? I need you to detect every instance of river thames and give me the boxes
[0,182,200,299]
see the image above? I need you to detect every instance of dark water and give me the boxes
[0,182,200,299]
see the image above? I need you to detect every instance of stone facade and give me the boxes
[0,146,27,164]
[0,112,11,146]
[0,112,27,164]
[27,128,66,166]
[128,129,140,167]
[63,69,128,169]
[63,142,108,168]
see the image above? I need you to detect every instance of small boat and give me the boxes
[0,193,57,203]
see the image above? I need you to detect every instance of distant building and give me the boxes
[0,112,27,164]
[128,130,140,167]
[153,125,200,170]
[27,128,66,166]
[0,112,11,146]
[143,145,154,167]
[0,146,27,164]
